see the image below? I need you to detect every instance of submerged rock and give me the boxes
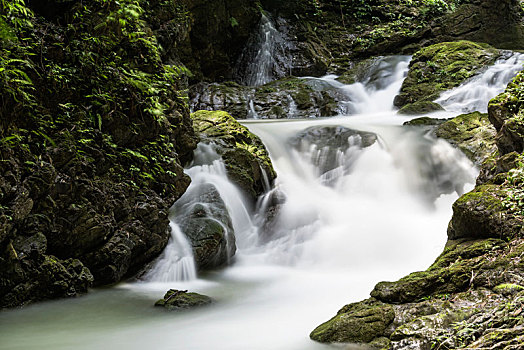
[289,126,378,181]
[155,289,213,311]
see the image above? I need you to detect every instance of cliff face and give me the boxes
[0,0,199,307]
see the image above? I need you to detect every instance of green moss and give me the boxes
[310,298,395,343]
[435,112,497,164]
[395,41,500,107]
[398,101,444,115]
[191,110,276,199]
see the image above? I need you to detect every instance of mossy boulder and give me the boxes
[435,112,497,164]
[489,72,524,155]
[394,41,500,108]
[311,238,524,348]
[403,117,449,127]
[155,289,213,310]
[398,101,444,115]
[310,298,395,344]
[448,184,522,241]
[191,110,276,201]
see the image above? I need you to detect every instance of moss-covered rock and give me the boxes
[191,110,276,200]
[154,289,213,310]
[448,185,522,240]
[398,101,445,115]
[403,117,449,127]
[394,41,500,108]
[435,112,497,164]
[310,298,395,344]
[0,0,198,307]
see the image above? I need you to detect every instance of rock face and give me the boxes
[260,0,524,73]
[191,110,276,201]
[0,1,197,307]
[155,289,213,310]
[394,41,500,110]
[435,112,497,164]
[150,0,260,82]
[190,77,343,119]
[310,65,524,350]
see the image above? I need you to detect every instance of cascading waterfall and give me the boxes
[235,13,291,86]
[435,52,524,113]
[3,53,523,350]
[301,56,411,115]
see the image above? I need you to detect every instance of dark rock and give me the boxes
[174,183,236,270]
[155,289,213,310]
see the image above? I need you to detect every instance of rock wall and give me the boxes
[0,0,197,308]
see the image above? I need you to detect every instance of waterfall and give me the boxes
[435,52,524,113]
[143,221,197,282]
[235,13,290,86]
[299,56,411,115]
[8,53,524,350]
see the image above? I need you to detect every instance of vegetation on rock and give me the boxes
[191,110,276,201]
[0,0,197,307]
[311,61,524,350]
[394,41,500,109]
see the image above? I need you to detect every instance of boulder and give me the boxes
[435,112,497,164]
[191,110,276,201]
[174,183,236,270]
[155,289,213,310]
[394,41,500,109]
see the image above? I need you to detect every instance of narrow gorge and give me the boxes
[1,1,524,350]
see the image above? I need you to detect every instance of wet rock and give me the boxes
[403,117,449,127]
[289,126,377,181]
[435,112,497,165]
[394,41,500,109]
[310,298,395,343]
[488,72,524,155]
[191,110,276,200]
[398,101,444,115]
[155,289,213,310]
[448,185,522,241]
[174,183,236,270]
[190,76,344,119]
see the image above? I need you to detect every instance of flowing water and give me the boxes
[435,51,524,113]
[235,13,291,86]
[1,55,521,350]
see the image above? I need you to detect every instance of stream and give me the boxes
[1,37,523,350]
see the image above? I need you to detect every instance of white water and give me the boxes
[236,13,290,86]
[435,52,524,113]
[2,54,517,350]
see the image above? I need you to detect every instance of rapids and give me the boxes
[0,53,521,350]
